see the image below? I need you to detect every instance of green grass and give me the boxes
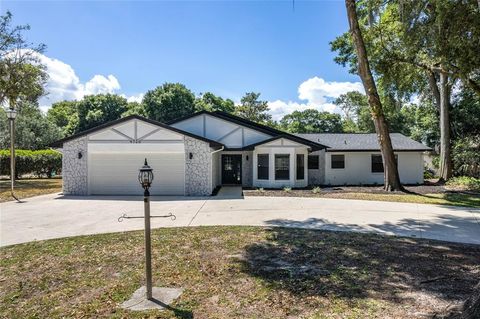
[321,192,480,208]
[1,227,479,318]
[0,178,62,202]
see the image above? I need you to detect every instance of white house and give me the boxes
[52,110,431,196]
[297,133,430,186]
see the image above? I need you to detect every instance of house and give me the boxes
[52,110,431,196]
[297,133,431,186]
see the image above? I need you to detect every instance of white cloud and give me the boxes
[121,93,144,103]
[268,76,364,121]
[36,53,122,111]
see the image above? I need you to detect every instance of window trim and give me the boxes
[331,154,345,170]
[296,154,305,180]
[257,154,269,180]
[275,154,290,181]
[371,154,398,173]
[308,155,319,170]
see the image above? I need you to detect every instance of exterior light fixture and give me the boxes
[5,108,17,120]
[138,158,154,300]
[78,152,83,159]
[118,159,180,309]
[189,152,193,160]
[138,158,154,196]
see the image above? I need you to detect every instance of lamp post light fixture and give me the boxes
[138,158,154,300]
[5,108,19,201]
[119,159,182,311]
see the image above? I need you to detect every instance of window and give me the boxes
[331,154,345,169]
[296,154,305,180]
[371,154,398,173]
[275,154,290,180]
[257,154,269,180]
[308,155,319,169]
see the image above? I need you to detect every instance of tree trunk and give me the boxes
[428,71,441,111]
[438,72,453,182]
[345,0,403,191]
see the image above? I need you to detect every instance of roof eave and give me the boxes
[49,115,223,148]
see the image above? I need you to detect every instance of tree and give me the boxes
[121,101,147,118]
[332,1,480,182]
[280,109,343,133]
[195,92,235,113]
[0,102,62,149]
[334,91,374,132]
[47,100,79,136]
[143,83,196,123]
[235,92,272,124]
[77,94,128,132]
[345,0,403,191]
[0,11,47,109]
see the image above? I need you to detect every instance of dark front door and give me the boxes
[222,154,242,184]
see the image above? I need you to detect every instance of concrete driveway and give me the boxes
[1,193,480,247]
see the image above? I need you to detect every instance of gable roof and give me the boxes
[296,133,432,152]
[168,110,328,151]
[50,115,223,148]
[242,135,325,151]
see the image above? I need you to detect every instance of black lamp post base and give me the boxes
[121,286,183,311]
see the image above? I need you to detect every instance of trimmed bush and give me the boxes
[0,149,62,178]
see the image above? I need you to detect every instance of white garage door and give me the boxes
[89,152,185,195]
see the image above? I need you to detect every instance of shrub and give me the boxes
[0,149,62,178]
[257,187,265,193]
[452,135,480,178]
[446,176,480,191]
[283,187,292,192]
[424,169,435,179]
[312,186,321,194]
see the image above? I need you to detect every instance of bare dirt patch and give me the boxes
[1,227,479,318]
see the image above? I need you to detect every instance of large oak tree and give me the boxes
[345,0,403,191]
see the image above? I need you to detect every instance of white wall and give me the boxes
[324,151,424,185]
[172,113,272,148]
[212,151,221,188]
[252,138,309,188]
[307,149,326,185]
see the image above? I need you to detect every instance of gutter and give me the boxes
[210,146,224,155]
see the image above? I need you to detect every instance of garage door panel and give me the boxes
[89,152,185,195]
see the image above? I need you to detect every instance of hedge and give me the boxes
[0,149,62,178]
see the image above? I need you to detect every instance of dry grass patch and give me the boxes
[0,178,62,202]
[1,227,479,318]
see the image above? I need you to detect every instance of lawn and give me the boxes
[0,178,62,202]
[1,227,478,318]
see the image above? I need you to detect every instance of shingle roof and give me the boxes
[296,133,431,152]
[169,110,328,151]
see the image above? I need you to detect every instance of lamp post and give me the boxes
[5,108,18,201]
[138,158,154,300]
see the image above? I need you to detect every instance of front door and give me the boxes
[222,154,242,184]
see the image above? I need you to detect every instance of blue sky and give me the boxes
[1,0,363,119]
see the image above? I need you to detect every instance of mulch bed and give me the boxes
[243,180,474,197]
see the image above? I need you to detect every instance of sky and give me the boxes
[1,0,363,120]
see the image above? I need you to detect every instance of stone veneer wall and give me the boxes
[62,137,88,195]
[184,136,212,196]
